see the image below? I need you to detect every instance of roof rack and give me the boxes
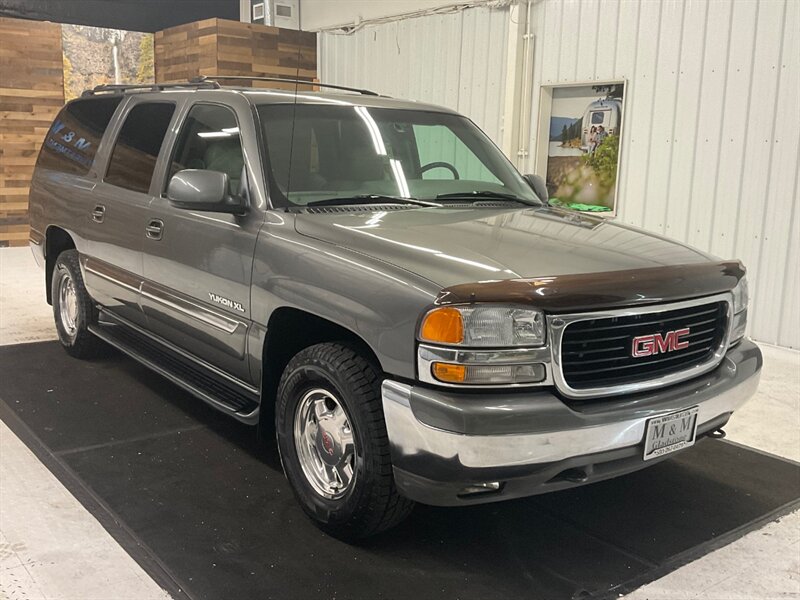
[80,77,380,98]
[188,75,379,96]
[81,81,221,97]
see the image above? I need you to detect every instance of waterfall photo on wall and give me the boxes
[61,24,154,101]
[545,83,625,213]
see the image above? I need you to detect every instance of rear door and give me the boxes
[83,99,177,327]
[141,99,262,383]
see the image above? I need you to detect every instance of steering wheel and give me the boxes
[420,161,460,180]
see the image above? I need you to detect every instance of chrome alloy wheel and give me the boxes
[294,388,357,499]
[58,272,79,338]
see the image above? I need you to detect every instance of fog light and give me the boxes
[458,481,503,497]
[431,362,546,385]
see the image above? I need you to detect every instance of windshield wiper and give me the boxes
[435,190,538,205]
[307,194,438,207]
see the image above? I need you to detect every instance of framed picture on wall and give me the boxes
[534,81,626,214]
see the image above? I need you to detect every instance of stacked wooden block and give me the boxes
[155,18,317,90]
[0,17,65,247]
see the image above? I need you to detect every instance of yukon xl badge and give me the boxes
[632,328,690,358]
[208,292,245,313]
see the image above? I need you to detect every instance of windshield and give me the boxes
[256,104,541,207]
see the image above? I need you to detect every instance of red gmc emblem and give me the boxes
[321,431,335,456]
[632,328,690,358]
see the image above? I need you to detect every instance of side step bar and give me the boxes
[89,313,260,425]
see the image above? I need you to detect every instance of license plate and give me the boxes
[643,406,699,461]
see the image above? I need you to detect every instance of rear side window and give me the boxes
[105,102,175,194]
[37,97,122,175]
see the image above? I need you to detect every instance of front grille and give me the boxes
[560,301,728,390]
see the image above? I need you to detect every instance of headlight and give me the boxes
[417,305,548,387]
[419,305,545,347]
[729,276,748,346]
[732,277,749,314]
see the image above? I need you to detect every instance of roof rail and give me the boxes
[188,75,379,96]
[81,81,221,97]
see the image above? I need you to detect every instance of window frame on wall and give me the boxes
[103,99,178,195]
[533,78,627,217]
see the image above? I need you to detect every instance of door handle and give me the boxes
[145,219,164,240]
[91,205,105,223]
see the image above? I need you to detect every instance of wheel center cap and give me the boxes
[316,426,340,465]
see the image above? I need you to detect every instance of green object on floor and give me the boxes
[549,199,612,212]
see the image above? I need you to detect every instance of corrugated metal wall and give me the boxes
[527,0,799,349]
[318,0,799,349]
[318,5,510,143]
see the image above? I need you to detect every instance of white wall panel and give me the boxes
[318,5,510,144]
[756,0,800,348]
[664,0,707,239]
[528,0,799,349]
[300,0,460,31]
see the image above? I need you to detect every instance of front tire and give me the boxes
[276,342,414,540]
[52,250,108,359]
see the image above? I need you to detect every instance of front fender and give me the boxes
[250,213,440,380]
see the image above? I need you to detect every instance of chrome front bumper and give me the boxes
[382,339,762,505]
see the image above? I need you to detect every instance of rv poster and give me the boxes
[545,83,625,213]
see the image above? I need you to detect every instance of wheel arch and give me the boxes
[44,226,77,305]
[258,307,384,435]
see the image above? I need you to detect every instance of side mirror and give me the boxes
[167,169,247,215]
[523,174,551,205]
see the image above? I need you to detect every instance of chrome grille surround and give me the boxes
[548,293,733,399]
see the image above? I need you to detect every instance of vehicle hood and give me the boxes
[294,206,714,289]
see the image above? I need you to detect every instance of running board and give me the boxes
[89,315,260,425]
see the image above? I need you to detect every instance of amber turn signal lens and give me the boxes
[420,307,464,344]
[431,362,467,383]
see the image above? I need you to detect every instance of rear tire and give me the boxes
[52,250,108,359]
[276,342,414,540]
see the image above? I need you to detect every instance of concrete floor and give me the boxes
[1,246,799,599]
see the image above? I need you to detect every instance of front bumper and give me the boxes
[382,339,762,506]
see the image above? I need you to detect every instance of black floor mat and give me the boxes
[2,341,798,600]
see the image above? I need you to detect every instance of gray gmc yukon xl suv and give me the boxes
[29,79,761,539]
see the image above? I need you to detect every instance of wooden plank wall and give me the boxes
[155,18,316,90]
[0,17,65,247]
[154,18,219,83]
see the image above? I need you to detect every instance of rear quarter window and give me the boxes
[36,97,123,175]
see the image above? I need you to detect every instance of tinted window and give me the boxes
[168,104,244,195]
[37,97,122,175]
[106,102,175,193]
[591,111,606,124]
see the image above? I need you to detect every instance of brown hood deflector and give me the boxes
[434,261,744,313]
